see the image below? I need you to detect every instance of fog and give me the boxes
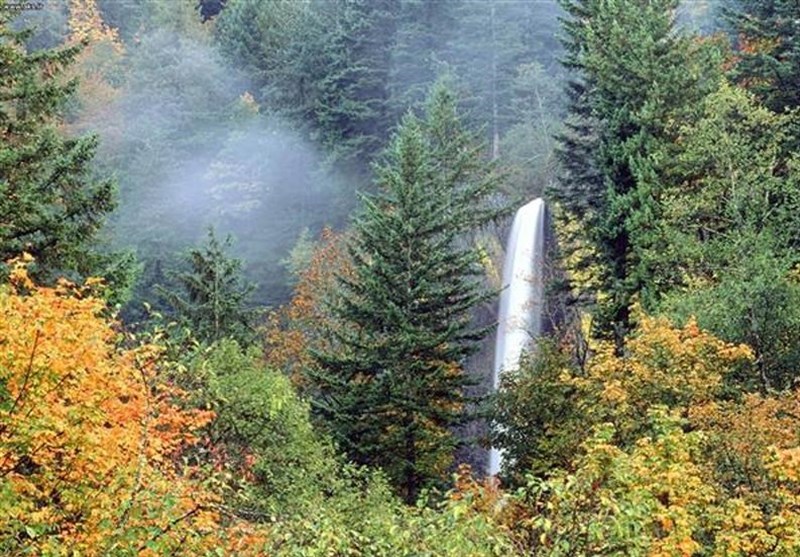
[86,25,345,308]
[16,0,568,312]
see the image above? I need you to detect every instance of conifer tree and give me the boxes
[159,229,257,345]
[310,83,506,503]
[217,0,398,176]
[0,10,122,286]
[553,0,722,346]
[724,0,800,116]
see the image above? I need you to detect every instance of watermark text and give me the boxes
[2,2,45,11]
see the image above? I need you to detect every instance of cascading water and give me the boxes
[488,198,546,477]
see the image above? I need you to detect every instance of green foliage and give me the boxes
[445,0,563,157]
[554,0,724,345]
[646,83,800,282]
[384,0,459,118]
[490,341,583,484]
[492,312,753,488]
[11,0,68,51]
[664,237,800,392]
[177,339,341,517]
[725,0,800,116]
[158,229,257,345]
[216,0,566,193]
[649,83,800,391]
[214,0,309,120]
[310,82,507,503]
[163,338,514,555]
[262,474,513,556]
[98,10,338,313]
[15,1,800,552]
[0,10,133,296]
[97,0,206,42]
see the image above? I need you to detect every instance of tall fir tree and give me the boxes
[216,0,399,177]
[310,83,506,503]
[445,0,562,158]
[0,8,130,292]
[214,0,309,119]
[553,0,723,346]
[386,0,459,119]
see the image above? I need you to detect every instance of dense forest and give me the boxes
[5,0,800,554]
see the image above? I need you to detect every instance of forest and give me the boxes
[3,0,800,554]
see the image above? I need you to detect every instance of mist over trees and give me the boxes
[12,0,564,315]
[6,0,800,554]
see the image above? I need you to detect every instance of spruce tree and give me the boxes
[216,0,399,175]
[445,0,562,157]
[386,0,459,119]
[310,83,506,503]
[0,10,121,285]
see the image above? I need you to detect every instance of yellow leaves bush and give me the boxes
[508,411,714,557]
[568,312,752,444]
[498,310,800,555]
[265,227,353,387]
[0,263,268,555]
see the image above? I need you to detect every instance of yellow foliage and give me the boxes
[68,0,123,52]
[566,312,752,443]
[551,204,604,300]
[64,0,126,143]
[0,263,269,554]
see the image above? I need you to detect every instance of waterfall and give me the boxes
[488,198,546,477]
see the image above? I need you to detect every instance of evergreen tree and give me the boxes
[553,0,723,346]
[97,0,206,42]
[214,0,308,116]
[724,0,800,116]
[310,83,506,503]
[159,229,257,345]
[0,9,126,289]
[386,0,459,119]
[501,61,565,198]
[310,0,398,172]
[216,0,399,176]
[445,0,562,157]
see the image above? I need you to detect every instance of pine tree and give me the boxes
[386,0,459,119]
[0,10,120,285]
[310,83,506,503]
[444,0,562,157]
[310,0,398,172]
[216,0,399,176]
[159,229,257,345]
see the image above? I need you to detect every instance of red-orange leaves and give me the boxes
[265,227,353,387]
